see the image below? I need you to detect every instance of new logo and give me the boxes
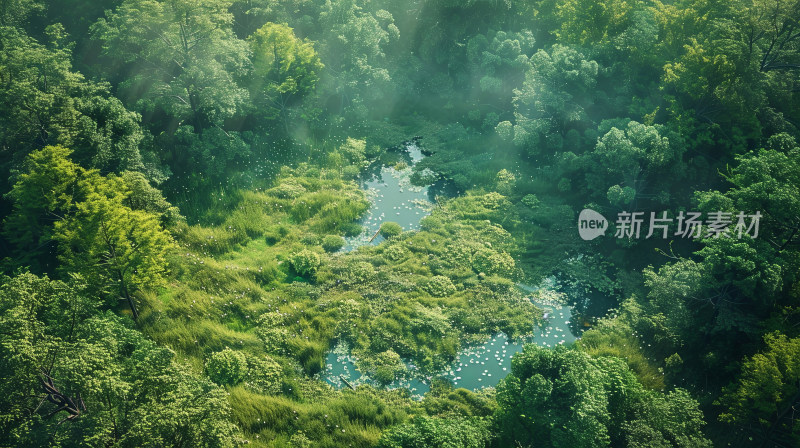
[578,209,608,241]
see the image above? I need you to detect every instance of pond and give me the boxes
[322,140,579,396]
[341,141,433,251]
[322,281,578,396]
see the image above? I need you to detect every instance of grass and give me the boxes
[577,312,666,390]
[136,162,547,445]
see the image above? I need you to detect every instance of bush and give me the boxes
[342,165,361,179]
[419,215,442,231]
[495,169,516,195]
[290,249,322,276]
[340,222,363,237]
[289,431,312,448]
[244,355,283,394]
[267,179,307,199]
[366,350,405,385]
[377,416,491,448]
[207,348,247,386]
[322,235,346,252]
[521,194,540,209]
[471,248,516,278]
[379,221,403,239]
[422,275,457,297]
[339,137,367,165]
[300,234,321,246]
[383,244,409,261]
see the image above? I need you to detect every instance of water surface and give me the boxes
[324,142,579,395]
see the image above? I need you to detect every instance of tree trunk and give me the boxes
[119,271,139,321]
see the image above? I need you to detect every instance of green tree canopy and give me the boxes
[0,272,237,447]
[92,0,250,132]
[506,45,599,156]
[719,332,800,446]
[0,26,151,180]
[5,146,175,319]
[248,22,323,132]
[494,345,711,448]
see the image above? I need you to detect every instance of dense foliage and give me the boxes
[1,0,798,446]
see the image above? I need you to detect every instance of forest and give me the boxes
[0,0,799,446]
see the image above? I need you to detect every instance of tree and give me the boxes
[378,416,491,448]
[119,170,183,226]
[54,169,175,320]
[248,22,323,132]
[493,345,711,448]
[92,0,249,132]
[0,26,151,180]
[707,136,800,251]
[317,0,399,117]
[0,0,42,27]
[507,45,599,157]
[738,0,800,73]
[0,272,95,444]
[584,120,686,207]
[640,234,783,367]
[555,0,635,46]
[465,29,534,105]
[0,273,237,447]
[3,145,79,269]
[719,332,800,446]
[661,32,763,154]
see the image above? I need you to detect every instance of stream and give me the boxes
[322,141,579,396]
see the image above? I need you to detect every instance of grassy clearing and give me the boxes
[134,159,543,445]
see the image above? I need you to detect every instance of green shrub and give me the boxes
[377,416,491,448]
[365,144,382,159]
[471,248,516,278]
[322,235,346,252]
[383,244,409,261]
[300,234,321,246]
[244,355,283,394]
[207,348,247,386]
[521,194,540,209]
[339,137,367,165]
[341,222,363,237]
[267,178,307,199]
[379,222,403,239]
[290,249,322,276]
[367,350,405,385]
[289,431,312,448]
[422,275,457,297]
[342,165,361,179]
[419,215,442,231]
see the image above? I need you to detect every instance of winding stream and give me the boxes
[322,141,579,396]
